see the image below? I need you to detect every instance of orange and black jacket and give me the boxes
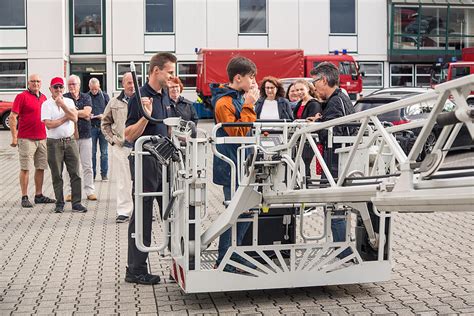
[210,83,256,186]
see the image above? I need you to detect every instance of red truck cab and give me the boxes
[305,51,363,101]
[430,48,474,105]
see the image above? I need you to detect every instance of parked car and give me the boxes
[354,87,470,159]
[0,100,13,130]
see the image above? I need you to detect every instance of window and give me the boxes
[330,0,356,34]
[451,66,471,80]
[0,0,25,27]
[177,62,197,89]
[116,63,143,90]
[391,5,474,51]
[339,61,358,76]
[390,64,413,87]
[359,62,383,88]
[146,0,174,33]
[144,62,150,81]
[415,64,431,87]
[419,6,448,50]
[239,0,267,34]
[448,7,474,50]
[0,61,27,90]
[74,0,102,35]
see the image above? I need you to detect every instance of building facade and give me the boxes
[0,0,472,102]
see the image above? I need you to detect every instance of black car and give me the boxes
[354,88,470,158]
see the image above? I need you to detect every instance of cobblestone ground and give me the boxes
[0,122,473,315]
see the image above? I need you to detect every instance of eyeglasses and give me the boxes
[29,80,41,83]
[265,86,276,90]
[52,85,64,89]
[312,76,323,85]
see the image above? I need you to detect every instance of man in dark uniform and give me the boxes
[124,52,177,285]
[312,62,355,259]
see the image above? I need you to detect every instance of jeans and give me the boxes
[322,145,352,258]
[91,126,108,178]
[332,212,352,258]
[216,186,252,270]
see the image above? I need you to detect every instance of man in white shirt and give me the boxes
[41,77,88,214]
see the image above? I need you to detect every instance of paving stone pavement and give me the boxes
[0,122,473,315]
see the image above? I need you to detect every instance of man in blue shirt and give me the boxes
[124,52,177,285]
[88,78,110,181]
[64,74,97,202]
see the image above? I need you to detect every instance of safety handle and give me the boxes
[221,122,254,128]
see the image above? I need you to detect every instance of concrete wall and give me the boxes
[357,0,388,61]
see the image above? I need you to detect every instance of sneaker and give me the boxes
[116,215,129,223]
[87,194,97,201]
[54,205,64,213]
[125,268,161,285]
[21,196,33,208]
[72,203,88,213]
[34,194,56,204]
[101,175,109,182]
[65,194,72,202]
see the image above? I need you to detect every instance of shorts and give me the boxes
[18,138,48,171]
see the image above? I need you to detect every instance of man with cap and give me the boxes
[41,77,88,213]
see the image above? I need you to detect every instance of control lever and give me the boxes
[283,215,291,240]
[143,136,181,165]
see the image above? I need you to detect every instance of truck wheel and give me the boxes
[2,111,10,130]
[467,98,474,106]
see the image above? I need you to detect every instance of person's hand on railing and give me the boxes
[306,113,322,122]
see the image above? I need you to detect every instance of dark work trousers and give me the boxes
[303,156,313,179]
[302,139,316,179]
[322,143,352,258]
[127,154,163,275]
[47,138,82,206]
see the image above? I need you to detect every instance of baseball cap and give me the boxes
[50,77,64,86]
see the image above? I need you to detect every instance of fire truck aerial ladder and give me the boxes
[130,65,474,293]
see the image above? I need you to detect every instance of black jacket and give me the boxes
[293,98,323,159]
[169,96,198,124]
[321,88,355,137]
[254,97,294,120]
[293,98,323,120]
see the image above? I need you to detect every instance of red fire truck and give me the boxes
[430,48,474,105]
[196,48,363,107]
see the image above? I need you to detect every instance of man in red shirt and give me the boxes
[10,74,55,208]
